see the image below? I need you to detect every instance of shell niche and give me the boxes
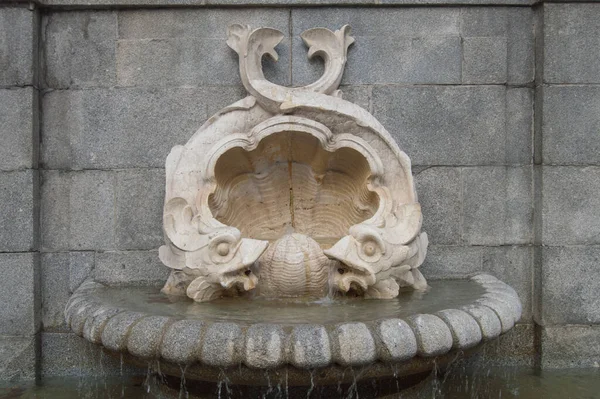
[158,24,429,302]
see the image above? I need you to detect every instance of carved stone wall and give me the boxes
[0,0,599,379]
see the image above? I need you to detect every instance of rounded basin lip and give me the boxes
[65,273,522,373]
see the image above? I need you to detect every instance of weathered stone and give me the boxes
[406,314,453,357]
[543,86,600,165]
[289,325,331,369]
[68,252,94,292]
[117,8,289,87]
[0,8,36,86]
[43,11,117,88]
[337,85,370,111]
[544,4,600,83]
[506,8,534,84]
[462,37,507,84]
[41,253,71,331]
[470,323,534,367]
[0,170,37,252]
[0,253,39,336]
[541,325,600,368]
[542,167,600,245]
[506,88,533,164]
[42,332,142,377]
[482,246,532,321]
[245,324,286,369]
[41,170,115,251]
[478,299,515,333]
[39,0,537,6]
[421,246,482,279]
[435,309,482,349]
[372,86,507,166]
[160,320,203,364]
[82,307,123,344]
[460,8,534,83]
[462,166,532,245]
[94,250,168,286]
[101,311,145,352]
[413,167,461,245]
[460,7,508,37]
[42,87,244,169]
[0,88,36,171]
[0,336,36,381]
[200,323,243,367]
[461,305,502,340]
[292,8,460,85]
[127,316,172,359]
[541,246,600,325]
[332,323,376,366]
[376,319,417,362]
[117,37,289,87]
[293,36,459,86]
[115,169,164,250]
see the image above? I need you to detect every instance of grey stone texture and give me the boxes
[544,4,600,84]
[127,316,171,358]
[41,169,165,251]
[542,167,600,246]
[201,323,243,367]
[42,87,245,169]
[405,314,453,356]
[116,9,290,87]
[43,12,117,88]
[41,332,141,377]
[0,336,37,381]
[293,8,461,85]
[115,169,164,250]
[289,325,331,368]
[542,86,600,165]
[292,7,532,85]
[462,37,507,84]
[422,246,532,321]
[0,170,38,251]
[33,0,540,6]
[373,86,533,166]
[376,319,417,362]
[0,7,37,86]
[0,253,40,336]
[244,324,286,368]
[413,166,532,247]
[0,88,37,171]
[41,252,94,331]
[541,246,600,325]
[471,323,535,367]
[41,170,116,250]
[94,250,169,286]
[160,320,204,364]
[460,8,534,84]
[541,325,600,368]
[462,166,532,245]
[414,167,461,245]
[332,323,376,366]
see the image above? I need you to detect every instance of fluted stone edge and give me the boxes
[64,274,521,371]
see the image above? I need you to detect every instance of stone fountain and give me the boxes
[65,24,521,390]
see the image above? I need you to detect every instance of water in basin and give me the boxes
[91,279,485,326]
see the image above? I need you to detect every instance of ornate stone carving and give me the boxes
[159,24,429,302]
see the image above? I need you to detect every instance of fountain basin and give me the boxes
[65,273,521,386]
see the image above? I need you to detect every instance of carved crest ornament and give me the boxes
[159,25,429,302]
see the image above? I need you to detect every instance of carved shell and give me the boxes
[257,233,333,298]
